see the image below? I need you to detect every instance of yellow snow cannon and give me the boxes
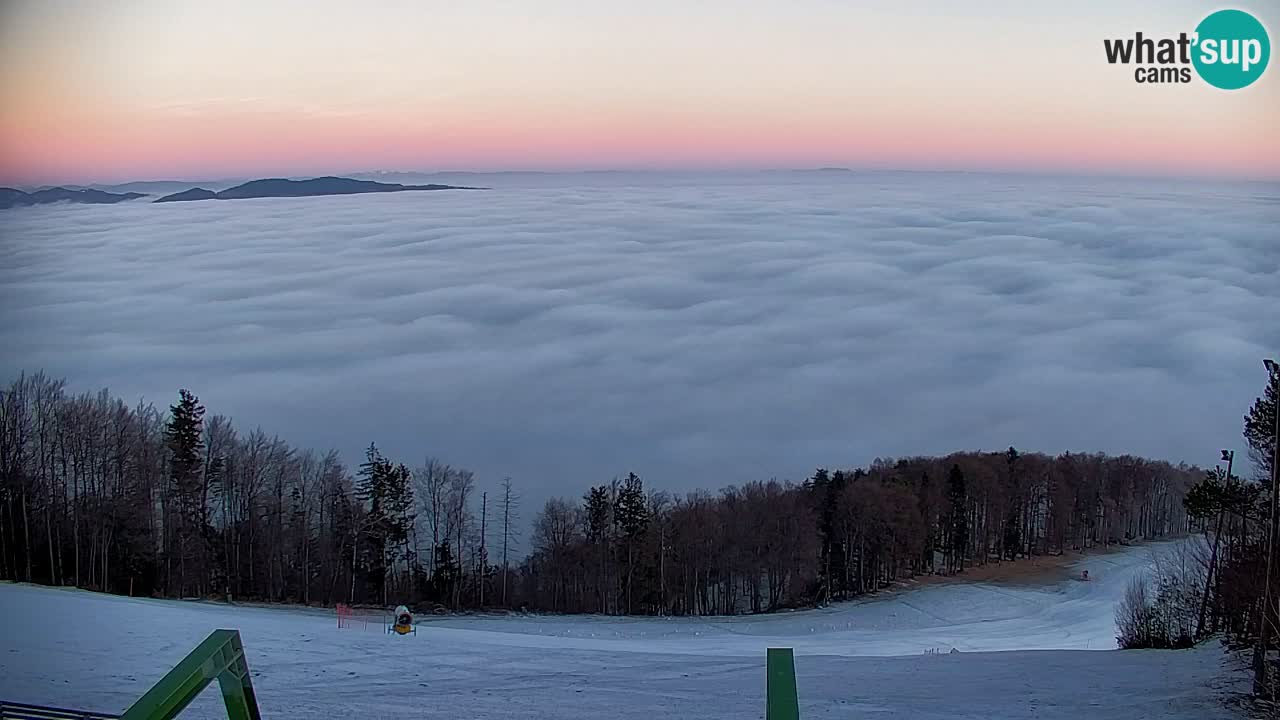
[388,605,415,636]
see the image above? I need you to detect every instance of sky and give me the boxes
[0,0,1278,184]
[1,172,1276,511]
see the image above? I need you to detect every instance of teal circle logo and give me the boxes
[1192,9,1270,89]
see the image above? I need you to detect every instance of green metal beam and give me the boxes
[26,630,808,720]
[766,647,800,720]
[120,629,261,720]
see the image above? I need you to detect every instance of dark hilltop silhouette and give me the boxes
[155,188,218,203]
[154,176,485,203]
[0,187,147,209]
[1,176,484,209]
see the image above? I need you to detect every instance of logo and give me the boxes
[1104,8,1270,88]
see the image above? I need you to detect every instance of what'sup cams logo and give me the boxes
[1104,9,1270,88]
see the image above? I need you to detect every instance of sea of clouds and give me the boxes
[1,171,1277,507]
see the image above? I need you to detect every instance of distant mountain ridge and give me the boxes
[68,179,243,195]
[156,188,218,203]
[0,186,146,209]
[155,176,484,203]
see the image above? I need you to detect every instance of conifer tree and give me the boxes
[1244,370,1279,486]
[614,473,649,613]
[164,389,205,595]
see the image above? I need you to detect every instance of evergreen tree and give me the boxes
[614,473,649,614]
[385,462,415,566]
[810,468,853,601]
[164,389,205,595]
[827,470,850,598]
[356,443,392,603]
[585,485,612,612]
[166,390,205,485]
[585,486,612,540]
[431,539,461,602]
[1003,447,1023,560]
[354,445,415,605]
[1182,476,1215,523]
[1243,369,1278,486]
[810,468,835,601]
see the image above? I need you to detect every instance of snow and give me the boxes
[0,542,1248,719]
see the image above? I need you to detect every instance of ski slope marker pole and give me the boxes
[766,647,799,720]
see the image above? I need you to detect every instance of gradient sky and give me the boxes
[1,0,1277,185]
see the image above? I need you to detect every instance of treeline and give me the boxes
[0,373,515,608]
[520,450,1198,614]
[1,370,1202,616]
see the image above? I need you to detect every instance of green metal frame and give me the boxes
[766,647,800,720]
[120,629,261,720]
[16,630,796,720]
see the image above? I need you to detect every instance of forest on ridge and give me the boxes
[0,369,1272,621]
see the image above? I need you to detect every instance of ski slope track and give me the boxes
[0,542,1247,719]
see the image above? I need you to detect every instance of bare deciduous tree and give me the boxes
[3,370,1220,622]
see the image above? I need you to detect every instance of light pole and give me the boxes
[1256,358,1279,698]
[1197,449,1232,638]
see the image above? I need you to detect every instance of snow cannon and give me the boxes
[389,605,415,635]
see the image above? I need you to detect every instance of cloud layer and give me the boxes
[2,171,1277,506]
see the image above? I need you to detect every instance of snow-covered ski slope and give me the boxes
[0,542,1245,719]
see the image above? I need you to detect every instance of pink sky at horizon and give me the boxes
[1,0,1278,186]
